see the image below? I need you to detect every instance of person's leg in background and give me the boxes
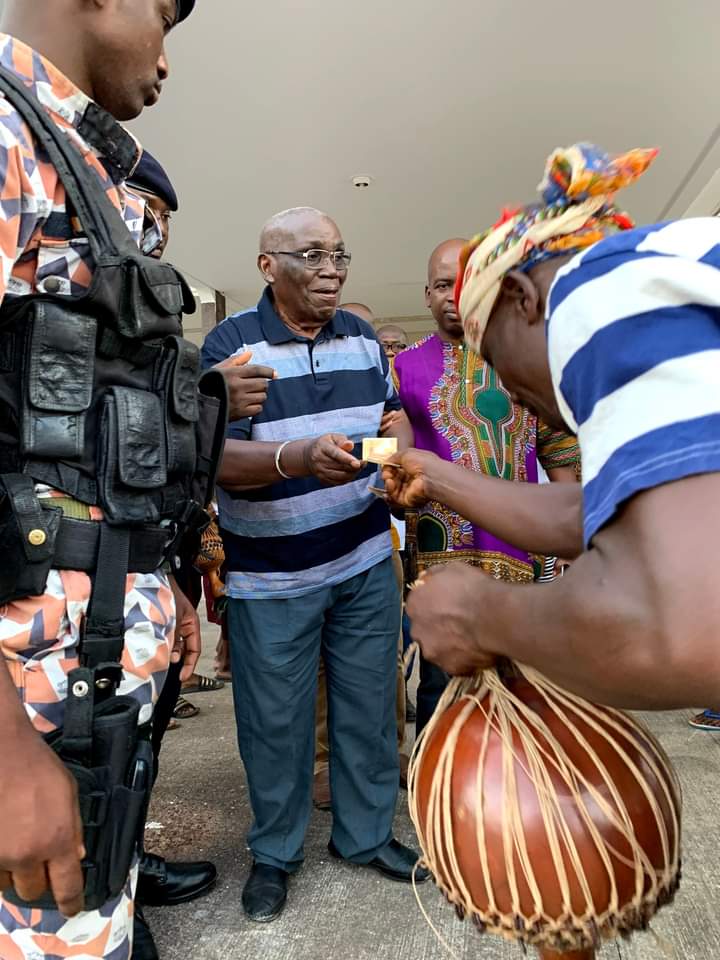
[390,549,410,784]
[214,620,231,681]
[415,655,449,737]
[135,565,217,926]
[313,659,332,809]
[227,589,327,920]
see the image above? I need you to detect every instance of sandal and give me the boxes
[181,673,225,694]
[215,670,232,683]
[689,709,720,731]
[173,696,200,720]
[167,717,182,730]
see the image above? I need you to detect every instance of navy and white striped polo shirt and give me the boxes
[201,288,400,599]
[547,217,720,546]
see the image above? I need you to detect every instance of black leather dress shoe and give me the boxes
[242,862,289,922]
[329,837,431,884]
[136,852,218,907]
[132,906,159,960]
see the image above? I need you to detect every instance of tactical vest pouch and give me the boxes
[162,336,200,475]
[0,474,60,604]
[22,305,96,459]
[97,388,167,525]
[91,257,192,341]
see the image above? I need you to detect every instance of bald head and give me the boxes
[427,238,466,284]
[257,206,348,331]
[426,238,467,343]
[259,207,337,253]
[340,302,375,324]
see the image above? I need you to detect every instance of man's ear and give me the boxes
[257,253,274,284]
[501,270,542,326]
[424,285,431,309]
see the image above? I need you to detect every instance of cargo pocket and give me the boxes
[163,336,200,475]
[21,303,96,459]
[97,387,167,524]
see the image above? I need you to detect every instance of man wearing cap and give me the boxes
[0,3,205,959]
[129,150,179,261]
[384,143,720,711]
[125,150,220,931]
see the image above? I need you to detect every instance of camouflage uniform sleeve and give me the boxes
[537,420,581,476]
[0,102,44,304]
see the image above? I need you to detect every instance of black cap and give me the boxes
[176,0,196,23]
[128,149,178,211]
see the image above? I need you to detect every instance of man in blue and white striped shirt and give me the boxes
[201,207,425,923]
[384,144,720,713]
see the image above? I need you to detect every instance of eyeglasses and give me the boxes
[382,341,407,355]
[141,205,164,256]
[264,249,352,271]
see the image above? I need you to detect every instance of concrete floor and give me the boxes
[145,623,720,960]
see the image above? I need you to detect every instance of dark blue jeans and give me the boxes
[227,557,401,872]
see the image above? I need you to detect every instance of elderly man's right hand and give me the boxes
[0,733,85,917]
[305,434,364,486]
[382,448,441,507]
[214,351,276,421]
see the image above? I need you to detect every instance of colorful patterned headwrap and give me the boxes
[456,143,658,353]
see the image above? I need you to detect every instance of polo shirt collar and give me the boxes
[257,287,349,344]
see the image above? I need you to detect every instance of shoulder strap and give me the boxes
[0,66,141,261]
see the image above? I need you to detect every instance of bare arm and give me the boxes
[407,473,720,709]
[218,438,309,491]
[383,449,584,559]
[218,434,364,492]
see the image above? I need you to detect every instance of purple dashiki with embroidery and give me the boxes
[394,333,579,583]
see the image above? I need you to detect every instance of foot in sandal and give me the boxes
[181,673,225,694]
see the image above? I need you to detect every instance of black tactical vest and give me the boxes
[0,68,226,542]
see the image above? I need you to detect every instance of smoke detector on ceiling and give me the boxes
[352,175,372,189]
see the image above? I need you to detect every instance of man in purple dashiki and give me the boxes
[394,239,579,733]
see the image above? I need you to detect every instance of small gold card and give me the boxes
[362,437,398,464]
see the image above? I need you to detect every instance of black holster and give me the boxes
[3,526,154,911]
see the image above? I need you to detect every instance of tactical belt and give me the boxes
[49,513,170,574]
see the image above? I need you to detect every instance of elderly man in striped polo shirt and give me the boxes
[201,207,428,922]
[384,142,720,713]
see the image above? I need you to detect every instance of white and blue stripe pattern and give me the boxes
[202,292,399,599]
[547,218,720,545]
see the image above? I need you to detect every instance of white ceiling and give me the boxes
[14,1,720,320]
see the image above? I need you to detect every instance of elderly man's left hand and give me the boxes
[407,565,497,676]
[214,351,276,421]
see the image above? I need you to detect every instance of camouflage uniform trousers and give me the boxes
[0,568,174,959]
